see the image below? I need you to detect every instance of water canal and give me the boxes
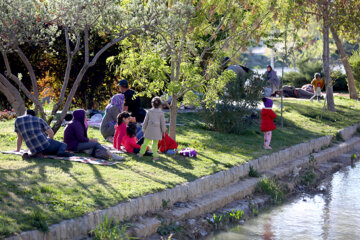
[209,162,360,240]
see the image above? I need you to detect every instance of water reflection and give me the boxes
[210,163,360,240]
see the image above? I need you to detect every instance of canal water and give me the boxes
[210,162,360,240]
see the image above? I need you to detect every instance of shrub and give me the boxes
[257,177,285,204]
[92,214,135,240]
[30,209,48,232]
[349,49,360,92]
[249,165,260,177]
[331,70,348,92]
[301,169,316,186]
[202,71,265,134]
[283,60,323,87]
[283,71,308,87]
[207,209,245,229]
[0,109,16,121]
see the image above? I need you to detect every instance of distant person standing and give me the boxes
[15,109,71,158]
[310,73,325,102]
[266,65,280,94]
[118,79,146,123]
[261,98,276,150]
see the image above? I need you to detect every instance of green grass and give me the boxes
[0,96,359,237]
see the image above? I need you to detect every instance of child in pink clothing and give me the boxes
[121,122,141,153]
[113,112,131,150]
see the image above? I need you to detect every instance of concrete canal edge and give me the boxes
[6,123,360,240]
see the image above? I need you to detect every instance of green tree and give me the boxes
[0,0,160,133]
[109,0,275,139]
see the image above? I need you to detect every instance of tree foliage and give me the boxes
[108,0,275,138]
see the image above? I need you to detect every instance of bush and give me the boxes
[202,70,265,134]
[284,60,323,87]
[283,71,308,87]
[0,110,16,121]
[331,70,348,92]
[349,49,360,91]
[257,177,285,204]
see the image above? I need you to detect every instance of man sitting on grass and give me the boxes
[15,109,72,159]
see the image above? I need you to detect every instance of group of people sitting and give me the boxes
[15,79,177,161]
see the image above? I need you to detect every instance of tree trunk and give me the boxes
[322,1,336,111]
[330,26,358,99]
[169,95,178,140]
[0,74,26,116]
[51,65,90,133]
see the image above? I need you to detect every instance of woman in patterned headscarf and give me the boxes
[100,94,124,142]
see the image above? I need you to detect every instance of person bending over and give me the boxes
[15,109,72,159]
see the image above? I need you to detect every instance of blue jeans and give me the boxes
[136,125,144,140]
[41,138,67,156]
[76,141,107,156]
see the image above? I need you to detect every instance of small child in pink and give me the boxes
[121,122,141,153]
[113,112,131,150]
[260,98,277,150]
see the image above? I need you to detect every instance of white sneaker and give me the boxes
[111,153,125,161]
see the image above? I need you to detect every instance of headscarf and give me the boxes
[105,94,124,113]
[72,109,88,137]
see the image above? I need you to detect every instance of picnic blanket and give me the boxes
[1,150,120,166]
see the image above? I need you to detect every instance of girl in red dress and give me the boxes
[261,98,276,150]
[113,112,131,150]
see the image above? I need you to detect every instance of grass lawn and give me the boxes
[0,96,359,237]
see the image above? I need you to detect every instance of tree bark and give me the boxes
[169,95,178,140]
[51,65,90,133]
[51,29,140,134]
[330,26,358,99]
[0,74,26,116]
[322,0,336,111]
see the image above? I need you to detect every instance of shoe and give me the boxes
[111,153,125,161]
[153,157,159,161]
[94,149,110,160]
[58,152,74,157]
[137,153,143,157]
[264,146,272,150]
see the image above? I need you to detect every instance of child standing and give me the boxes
[310,73,325,102]
[261,98,276,150]
[113,112,131,150]
[138,97,166,160]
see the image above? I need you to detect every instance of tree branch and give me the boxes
[15,46,40,100]
[84,25,90,64]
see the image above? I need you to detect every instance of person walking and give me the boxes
[310,73,325,102]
